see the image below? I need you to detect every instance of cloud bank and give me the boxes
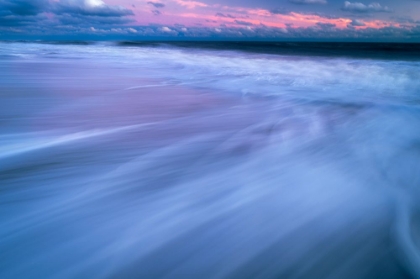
[342,1,391,13]
[0,0,419,41]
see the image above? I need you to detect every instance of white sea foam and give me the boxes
[0,42,419,279]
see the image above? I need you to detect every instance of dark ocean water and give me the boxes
[118,41,420,60]
[1,42,420,279]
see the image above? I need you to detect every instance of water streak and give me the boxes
[1,42,420,279]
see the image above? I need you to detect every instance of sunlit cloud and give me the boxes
[173,0,208,9]
[0,0,419,40]
[130,2,399,32]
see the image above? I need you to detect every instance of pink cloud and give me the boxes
[173,0,208,9]
[109,0,402,32]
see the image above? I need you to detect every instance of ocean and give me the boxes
[1,41,420,279]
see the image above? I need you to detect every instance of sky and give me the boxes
[1,0,420,41]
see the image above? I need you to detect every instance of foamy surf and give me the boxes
[0,42,420,279]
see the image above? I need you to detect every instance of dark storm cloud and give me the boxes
[0,0,134,20]
[147,2,165,8]
[53,0,133,17]
[0,0,49,29]
[3,20,420,42]
[0,0,419,41]
[0,0,134,18]
[0,14,47,27]
[0,0,47,16]
[52,1,135,30]
[0,0,135,32]
[57,13,133,26]
[0,0,136,38]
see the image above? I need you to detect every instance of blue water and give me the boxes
[1,42,420,279]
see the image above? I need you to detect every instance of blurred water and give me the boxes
[1,42,420,279]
